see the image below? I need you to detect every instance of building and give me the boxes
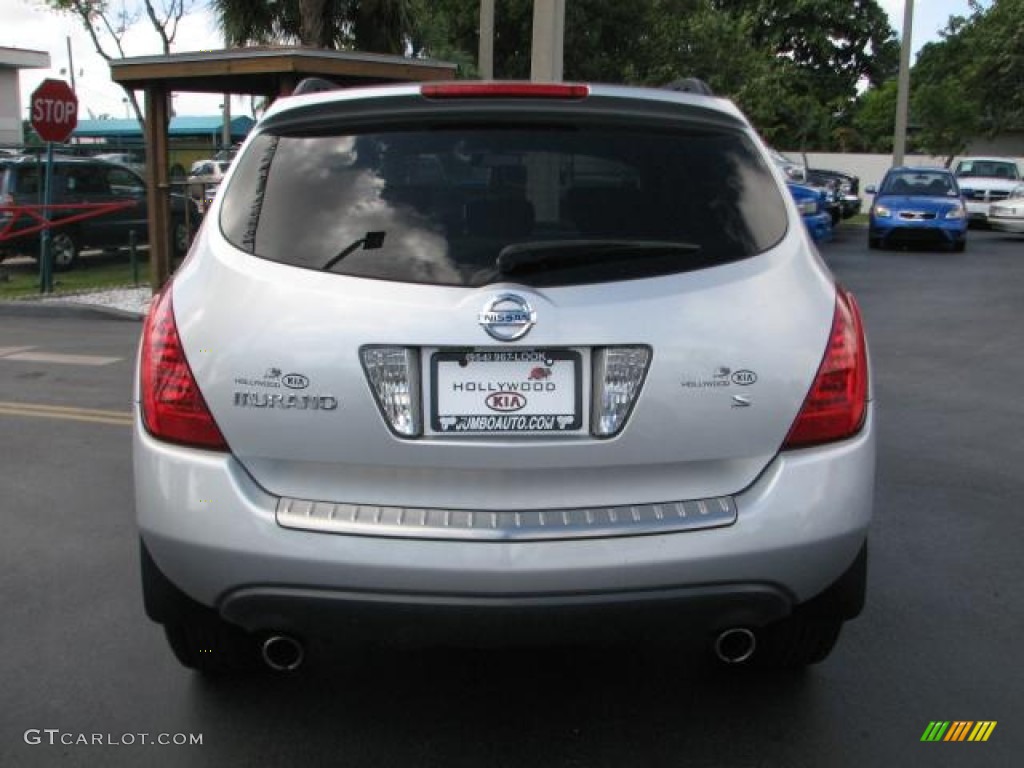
[72,115,255,177]
[0,47,51,145]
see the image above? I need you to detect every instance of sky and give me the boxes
[2,0,993,125]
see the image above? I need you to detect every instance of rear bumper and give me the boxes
[135,404,875,636]
[989,215,1024,234]
[218,582,794,644]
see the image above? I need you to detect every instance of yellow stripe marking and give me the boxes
[0,401,132,426]
[979,721,997,742]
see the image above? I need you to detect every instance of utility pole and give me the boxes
[222,31,231,151]
[479,0,494,79]
[893,0,914,166]
[66,36,76,92]
[530,0,565,82]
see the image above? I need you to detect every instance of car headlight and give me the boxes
[873,204,891,218]
[797,200,818,215]
[945,205,966,220]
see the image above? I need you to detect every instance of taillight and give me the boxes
[421,82,589,100]
[140,287,228,450]
[783,288,868,449]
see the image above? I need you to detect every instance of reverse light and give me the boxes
[783,288,868,449]
[592,346,651,437]
[873,204,891,218]
[140,287,228,450]
[361,347,421,437]
[421,82,589,100]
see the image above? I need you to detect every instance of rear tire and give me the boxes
[50,230,79,272]
[747,542,866,669]
[172,218,191,258]
[141,540,260,674]
[752,615,843,668]
[163,614,262,675]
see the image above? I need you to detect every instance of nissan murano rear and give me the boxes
[134,81,874,674]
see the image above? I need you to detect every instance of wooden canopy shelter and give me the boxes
[109,48,457,291]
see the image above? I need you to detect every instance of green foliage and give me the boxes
[851,80,897,152]
[850,0,1024,155]
[213,0,416,52]
[408,0,896,149]
[960,0,1024,133]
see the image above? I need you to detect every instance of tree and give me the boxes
[957,0,1024,134]
[851,80,897,152]
[716,0,899,100]
[43,1,192,127]
[412,0,900,149]
[212,0,416,53]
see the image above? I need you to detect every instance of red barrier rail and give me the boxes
[0,201,138,243]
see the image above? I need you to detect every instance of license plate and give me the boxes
[431,349,582,433]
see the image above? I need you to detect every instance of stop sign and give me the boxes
[31,78,78,144]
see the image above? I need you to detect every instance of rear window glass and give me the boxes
[220,125,788,288]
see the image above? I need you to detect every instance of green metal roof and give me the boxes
[73,115,254,139]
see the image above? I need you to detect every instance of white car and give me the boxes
[989,183,1024,234]
[134,80,875,675]
[187,159,231,211]
[953,157,1022,224]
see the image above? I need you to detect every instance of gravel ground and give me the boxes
[39,286,152,316]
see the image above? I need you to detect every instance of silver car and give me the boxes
[134,81,874,674]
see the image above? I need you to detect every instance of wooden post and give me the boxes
[144,85,171,292]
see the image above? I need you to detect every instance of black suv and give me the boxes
[0,155,198,270]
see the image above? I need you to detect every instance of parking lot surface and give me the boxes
[1,227,1021,767]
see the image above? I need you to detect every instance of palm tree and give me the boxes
[213,0,416,52]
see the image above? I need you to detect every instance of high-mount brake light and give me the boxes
[783,287,868,449]
[421,82,590,100]
[140,287,229,451]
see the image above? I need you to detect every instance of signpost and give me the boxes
[30,78,78,293]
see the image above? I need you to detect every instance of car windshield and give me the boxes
[880,171,958,197]
[954,160,1020,180]
[220,124,788,288]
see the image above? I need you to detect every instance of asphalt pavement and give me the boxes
[0,227,1021,767]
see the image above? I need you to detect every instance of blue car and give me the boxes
[787,182,833,243]
[867,167,967,252]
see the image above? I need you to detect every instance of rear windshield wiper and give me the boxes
[496,239,701,275]
[321,230,386,271]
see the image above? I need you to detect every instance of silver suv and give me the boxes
[134,81,874,674]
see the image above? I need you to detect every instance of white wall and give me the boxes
[0,71,23,145]
[781,151,1024,194]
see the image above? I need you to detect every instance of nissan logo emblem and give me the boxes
[478,294,536,341]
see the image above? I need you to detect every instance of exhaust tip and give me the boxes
[261,635,304,672]
[714,627,756,664]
